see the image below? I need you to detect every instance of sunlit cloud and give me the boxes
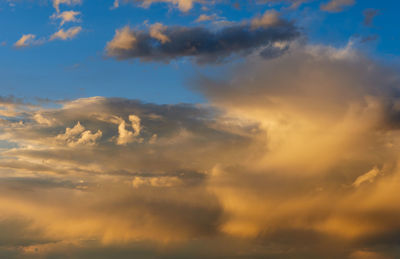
[14,34,41,48]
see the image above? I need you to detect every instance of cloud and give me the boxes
[53,0,82,13]
[4,42,400,258]
[195,43,400,250]
[195,14,218,23]
[56,122,102,147]
[352,167,381,187]
[119,0,200,12]
[251,10,280,29]
[50,26,82,40]
[51,10,81,26]
[14,34,38,48]
[116,115,143,145]
[106,16,299,64]
[111,0,119,9]
[363,8,379,27]
[256,0,311,9]
[106,26,137,51]
[149,23,170,44]
[320,0,355,12]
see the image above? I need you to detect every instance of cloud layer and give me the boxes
[2,42,400,258]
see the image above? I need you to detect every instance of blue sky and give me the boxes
[1,0,398,104]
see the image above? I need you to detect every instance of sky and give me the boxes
[1,0,400,258]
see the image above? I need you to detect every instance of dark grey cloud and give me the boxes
[106,20,299,64]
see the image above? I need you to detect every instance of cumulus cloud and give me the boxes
[50,26,82,40]
[106,16,299,64]
[56,122,102,147]
[320,0,355,12]
[116,115,143,145]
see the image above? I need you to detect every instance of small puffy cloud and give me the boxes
[51,10,81,26]
[251,10,280,29]
[14,34,37,48]
[50,26,82,41]
[320,0,355,12]
[106,26,137,52]
[106,15,299,64]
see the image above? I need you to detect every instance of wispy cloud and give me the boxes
[320,0,355,12]
[50,26,82,40]
[13,34,43,48]
[51,10,81,26]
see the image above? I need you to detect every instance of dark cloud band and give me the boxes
[106,20,300,64]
